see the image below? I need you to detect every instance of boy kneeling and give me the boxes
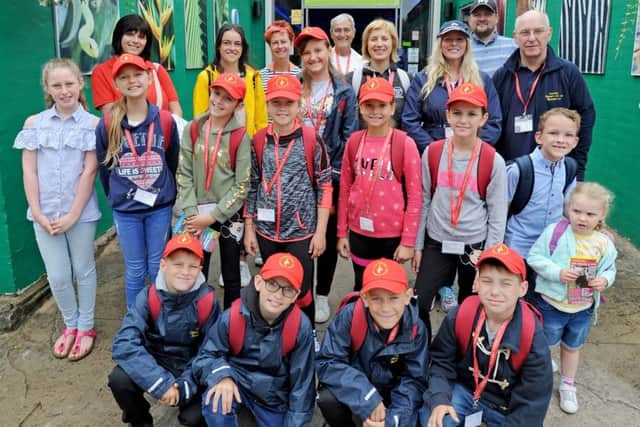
[316,258,428,427]
[425,243,552,427]
[194,252,315,427]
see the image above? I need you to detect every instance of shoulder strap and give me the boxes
[428,139,446,196]
[228,299,246,355]
[563,156,578,194]
[158,110,173,150]
[281,305,303,357]
[390,129,407,183]
[397,69,411,93]
[338,291,361,311]
[454,294,481,356]
[549,218,570,254]
[196,289,215,330]
[345,130,367,183]
[148,284,162,323]
[228,128,247,171]
[350,298,368,353]
[301,126,318,183]
[151,63,163,108]
[253,127,269,173]
[190,119,200,149]
[351,67,364,95]
[477,142,496,200]
[104,111,111,131]
[509,155,534,216]
[510,300,540,372]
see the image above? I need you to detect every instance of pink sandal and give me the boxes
[68,329,96,362]
[53,328,77,359]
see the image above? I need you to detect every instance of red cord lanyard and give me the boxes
[444,76,461,96]
[124,122,155,182]
[355,129,393,214]
[514,63,545,114]
[202,117,226,192]
[305,81,332,133]
[472,309,509,402]
[448,139,481,228]
[262,125,297,196]
[334,50,351,75]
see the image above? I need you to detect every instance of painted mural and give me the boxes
[560,0,611,74]
[633,1,640,75]
[184,0,208,69]
[138,0,176,69]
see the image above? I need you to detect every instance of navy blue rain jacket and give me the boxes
[316,300,429,427]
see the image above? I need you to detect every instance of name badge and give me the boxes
[197,203,217,216]
[133,188,158,207]
[359,216,375,232]
[464,410,483,427]
[257,208,275,222]
[442,240,465,255]
[228,221,244,243]
[514,114,533,133]
[445,126,454,139]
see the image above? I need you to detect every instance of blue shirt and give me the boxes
[470,33,517,77]
[13,105,101,223]
[505,147,576,258]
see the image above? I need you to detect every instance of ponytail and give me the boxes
[103,98,127,169]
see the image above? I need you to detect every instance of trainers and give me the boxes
[218,273,224,288]
[438,286,458,313]
[315,295,331,323]
[254,254,264,266]
[559,383,579,414]
[240,261,251,287]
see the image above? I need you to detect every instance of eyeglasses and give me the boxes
[516,27,549,38]
[264,280,298,298]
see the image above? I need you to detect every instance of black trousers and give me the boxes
[349,231,401,291]
[316,180,339,297]
[108,366,205,427]
[317,386,358,427]
[257,235,315,328]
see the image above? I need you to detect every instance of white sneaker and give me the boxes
[254,254,264,266]
[240,261,251,287]
[559,383,579,414]
[218,273,224,288]
[552,359,559,373]
[315,295,331,323]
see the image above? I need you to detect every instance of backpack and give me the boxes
[228,298,302,357]
[549,217,570,254]
[344,129,408,183]
[189,119,246,171]
[337,292,418,353]
[253,126,318,185]
[104,110,173,151]
[147,284,215,330]
[351,67,411,96]
[427,139,496,200]
[508,155,577,216]
[454,295,542,372]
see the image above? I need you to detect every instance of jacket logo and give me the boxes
[190,329,200,338]
[545,91,564,102]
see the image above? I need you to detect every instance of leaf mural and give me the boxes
[184,0,208,69]
[138,0,175,69]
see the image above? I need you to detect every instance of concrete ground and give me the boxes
[1,234,639,426]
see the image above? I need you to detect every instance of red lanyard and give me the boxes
[262,125,297,196]
[514,63,545,114]
[447,139,481,228]
[355,129,393,213]
[202,117,226,192]
[305,81,332,133]
[334,50,351,74]
[124,122,155,181]
[444,76,461,96]
[472,309,509,402]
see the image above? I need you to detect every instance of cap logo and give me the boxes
[462,84,473,94]
[371,260,389,276]
[493,243,510,255]
[225,74,236,82]
[367,79,378,89]
[279,254,295,269]
[276,77,288,87]
[120,54,131,62]
[177,233,193,244]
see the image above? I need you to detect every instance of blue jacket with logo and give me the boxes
[111,272,220,403]
[316,300,428,427]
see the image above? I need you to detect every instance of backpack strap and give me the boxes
[196,289,215,330]
[390,129,407,183]
[228,299,246,355]
[563,156,578,194]
[148,284,162,323]
[476,142,496,201]
[253,127,269,173]
[228,128,247,171]
[158,110,173,151]
[549,217,570,254]
[428,139,446,196]
[301,126,318,184]
[509,300,540,372]
[281,305,303,357]
[190,119,200,149]
[397,69,411,93]
[454,294,481,356]
[345,130,367,184]
[508,155,534,216]
[350,298,368,353]
[337,291,361,311]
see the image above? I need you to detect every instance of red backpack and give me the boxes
[104,110,173,150]
[147,284,215,330]
[427,139,496,200]
[189,119,246,171]
[454,295,542,372]
[228,298,302,357]
[337,292,418,352]
[344,129,408,183]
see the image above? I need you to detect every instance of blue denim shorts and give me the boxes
[535,295,594,350]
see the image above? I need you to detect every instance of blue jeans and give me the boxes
[420,383,505,427]
[113,206,171,306]
[201,386,285,427]
[33,221,97,331]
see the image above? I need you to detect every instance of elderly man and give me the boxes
[468,0,517,76]
[329,13,363,75]
[493,10,595,180]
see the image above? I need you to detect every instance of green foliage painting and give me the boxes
[138,0,176,69]
[184,0,208,69]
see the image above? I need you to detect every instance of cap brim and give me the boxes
[446,97,486,108]
[477,256,526,281]
[210,83,244,100]
[471,5,496,13]
[164,247,204,262]
[438,29,470,38]
[261,271,301,291]
[266,90,300,101]
[359,93,395,105]
[361,279,408,294]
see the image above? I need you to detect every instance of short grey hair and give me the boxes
[514,10,550,31]
[330,13,356,32]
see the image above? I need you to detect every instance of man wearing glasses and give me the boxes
[468,0,517,77]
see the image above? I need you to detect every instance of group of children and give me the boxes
[16,22,618,426]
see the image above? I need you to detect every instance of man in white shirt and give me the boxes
[329,13,363,75]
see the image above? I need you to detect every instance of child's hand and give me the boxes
[428,404,459,427]
[185,214,215,235]
[205,377,241,415]
[50,213,79,235]
[159,383,180,406]
[559,268,580,284]
[411,250,422,274]
[309,232,326,258]
[34,213,54,235]
[337,238,351,259]
[588,276,608,292]
[363,402,386,427]
[394,244,414,263]
[243,225,258,256]
[468,249,482,266]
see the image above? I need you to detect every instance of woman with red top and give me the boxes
[337,77,422,291]
[90,14,182,117]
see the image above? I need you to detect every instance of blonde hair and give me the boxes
[538,107,581,132]
[103,98,127,168]
[420,37,483,99]
[299,38,336,94]
[361,19,399,62]
[41,58,88,110]
[567,182,614,229]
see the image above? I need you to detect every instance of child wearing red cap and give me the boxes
[244,73,333,327]
[424,243,552,427]
[316,258,428,427]
[337,77,423,291]
[109,233,220,427]
[96,53,181,307]
[194,252,315,427]
[176,72,252,309]
[413,82,507,340]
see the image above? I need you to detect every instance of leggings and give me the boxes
[316,180,339,297]
[349,231,401,291]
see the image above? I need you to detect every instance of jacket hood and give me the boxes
[155,270,207,294]
[121,102,160,129]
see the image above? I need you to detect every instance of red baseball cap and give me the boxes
[476,243,526,281]
[446,82,488,109]
[260,253,303,291]
[210,73,246,100]
[266,74,302,101]
[358,77,395,105]
[112,54,150,79]
[163,233,204,262]
[361,259,409,294]
[294,26,330,50]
